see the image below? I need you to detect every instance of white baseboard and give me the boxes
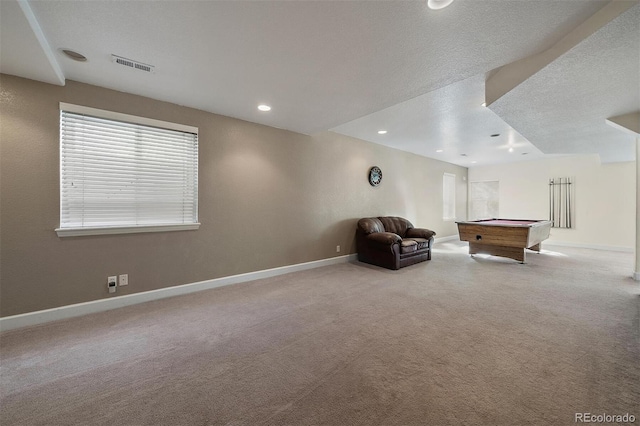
[0,254,358,332]
[543,241,633,253]
[634,271,640,282]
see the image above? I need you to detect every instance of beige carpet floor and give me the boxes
[1,241,639,425]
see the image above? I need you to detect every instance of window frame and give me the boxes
[55,103,200,237]
[469,180,500,221]
[442,172,456,221]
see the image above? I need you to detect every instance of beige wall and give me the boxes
[468,155,635,250]
[0,75,467,317]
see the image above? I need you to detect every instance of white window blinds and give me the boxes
[470,181,499,220]
[443,173,456,220]
[58,104,198,236]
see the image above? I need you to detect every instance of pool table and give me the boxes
[456,218,552,263]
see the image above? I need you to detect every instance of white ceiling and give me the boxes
[1,0,638,167]
[488,3,639,164]
[332,74,548,166]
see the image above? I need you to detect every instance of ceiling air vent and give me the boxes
[111,54,155,73]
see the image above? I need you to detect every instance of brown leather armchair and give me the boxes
[356,217,435,270]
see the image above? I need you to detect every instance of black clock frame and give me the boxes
[368,166,382,186]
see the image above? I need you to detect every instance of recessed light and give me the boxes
[436,149,443,153]
[377,130,387,135]
[508,147,514,153]
[471,161,477,164]
[490,133,500,137]
[61,49,87,62]
[428,0,455,10]
[258,104,271,112]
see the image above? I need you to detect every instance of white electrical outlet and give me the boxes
[336,245,341,253]
[119,274,128,286]
[107,276,117,293]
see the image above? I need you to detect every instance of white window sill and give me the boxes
[55,223,200,237]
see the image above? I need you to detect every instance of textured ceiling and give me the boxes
[331,75,549,167]
[1,0,637,166]
[488,4,639,163]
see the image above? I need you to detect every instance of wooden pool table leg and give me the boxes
[469,242,526,263]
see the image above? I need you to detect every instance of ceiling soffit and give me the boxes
[487,3,639,163]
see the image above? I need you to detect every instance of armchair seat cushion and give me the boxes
[400,240,418,254]
[404,237,430,250]
[356,216,436,270]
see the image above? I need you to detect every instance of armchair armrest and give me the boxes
[406,228,436,240]
[367,232,401,246]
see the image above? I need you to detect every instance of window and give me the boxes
[470,181,499,220]
[443,173,456,221]
[56,103,199,237]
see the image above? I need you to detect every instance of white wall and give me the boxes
[468,155,636,250]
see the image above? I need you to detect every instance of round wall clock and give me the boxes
[368,166,382,186]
